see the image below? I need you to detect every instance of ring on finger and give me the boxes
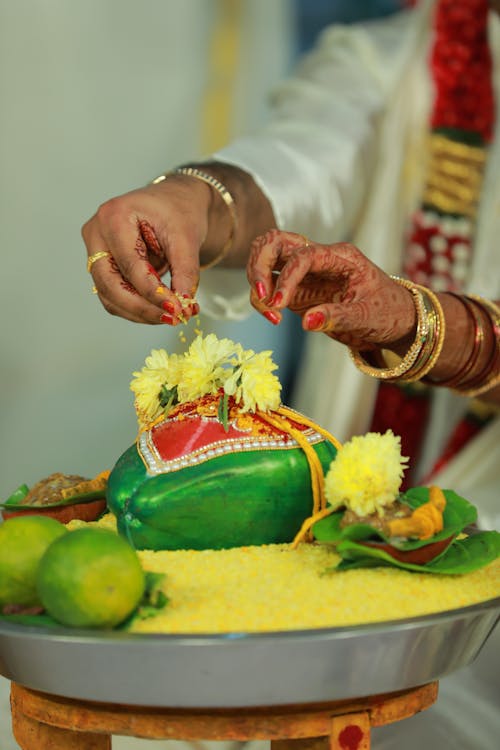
[87,251,111,272]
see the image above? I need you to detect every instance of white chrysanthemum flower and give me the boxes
[324,431,408,517]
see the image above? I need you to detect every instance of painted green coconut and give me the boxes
[107,396,338,551]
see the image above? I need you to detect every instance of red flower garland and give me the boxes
[431,0,493,141]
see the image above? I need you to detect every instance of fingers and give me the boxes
[248,231,354,326]
[301,301,377,348]
[249,230,415,348]
[82,194,201,326]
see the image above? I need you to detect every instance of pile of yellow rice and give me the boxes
[70,515,500,634]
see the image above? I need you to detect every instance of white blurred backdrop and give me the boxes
[0,0,294,500]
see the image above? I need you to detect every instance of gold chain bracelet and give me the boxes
[152,167,238,269]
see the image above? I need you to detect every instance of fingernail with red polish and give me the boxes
[162,300,175,313]
[192,303,200,315]
[160,313,175,325]
[305,311,325,330]
[256,281,267,301]
[269,290,283,308]
[264,310,281,325]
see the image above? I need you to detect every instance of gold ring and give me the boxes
[298,234,311,248]
[87,251,111,273]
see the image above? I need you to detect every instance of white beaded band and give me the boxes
[152,167,238,269]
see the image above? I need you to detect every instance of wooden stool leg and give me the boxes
[330,712,370,750]
[11,691,111,750]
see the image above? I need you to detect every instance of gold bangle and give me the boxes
[152,167,238,269]
[349,280,429,379]
[400,285,446,381]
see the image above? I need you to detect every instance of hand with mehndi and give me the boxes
[247,230,416,353]
[81,177,216,325]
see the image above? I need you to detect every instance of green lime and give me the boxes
[0,515,67,608]
[36,527,145,628]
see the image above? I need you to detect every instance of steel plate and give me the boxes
[0,598,498,708]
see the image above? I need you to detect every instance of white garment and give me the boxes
[200,0,500,519]
[197,3,500,748]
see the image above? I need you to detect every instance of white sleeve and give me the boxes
[199,7,424,318]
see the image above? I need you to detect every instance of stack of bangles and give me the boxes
[349,276,500,398]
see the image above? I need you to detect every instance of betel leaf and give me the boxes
[0,489,106,511]
[0,612,61,628]
[312,488,477,551]
[3,484,30,506]
[329,530,500,574]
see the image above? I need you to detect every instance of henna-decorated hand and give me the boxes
[247,230,416,352]
[82,177,217,325]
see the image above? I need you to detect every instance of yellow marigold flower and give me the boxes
[324,431,408,517]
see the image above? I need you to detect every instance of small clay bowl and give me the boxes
[360,535,455,565]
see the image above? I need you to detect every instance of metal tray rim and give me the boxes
[1,594,498,645]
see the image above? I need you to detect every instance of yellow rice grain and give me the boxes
[68,515,500,634]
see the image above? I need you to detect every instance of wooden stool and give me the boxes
[10,680,438,750]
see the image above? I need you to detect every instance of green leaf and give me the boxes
[328,531,500,575]
[217,392,230,432]
[0,613,61,628]
[312,488,477,551]
[0,489,106,511]
[3,484,30,506]
[159,384,178,411]
[120,571,170,628]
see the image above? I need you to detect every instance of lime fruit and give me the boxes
[0,515,67,608]
[36,527,145,628]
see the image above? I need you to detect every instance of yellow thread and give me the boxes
[291,506,336,550]
[278,406,343,451]
[260,411,324,514]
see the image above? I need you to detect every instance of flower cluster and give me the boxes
[130,333,282,429]
[431,0,493,142]
[324,431,408,517]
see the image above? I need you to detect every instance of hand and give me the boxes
[247,230,416,352]
[82,176,212,325]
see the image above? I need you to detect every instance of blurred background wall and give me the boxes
[0,0,404,501]
[0,4,404,749]
[0,0,294,500]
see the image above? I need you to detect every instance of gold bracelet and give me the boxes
[152,167,238,269]
[400,284,446,381]
[349,280,429,379]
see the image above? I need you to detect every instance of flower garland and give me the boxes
[371,0,494,486]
